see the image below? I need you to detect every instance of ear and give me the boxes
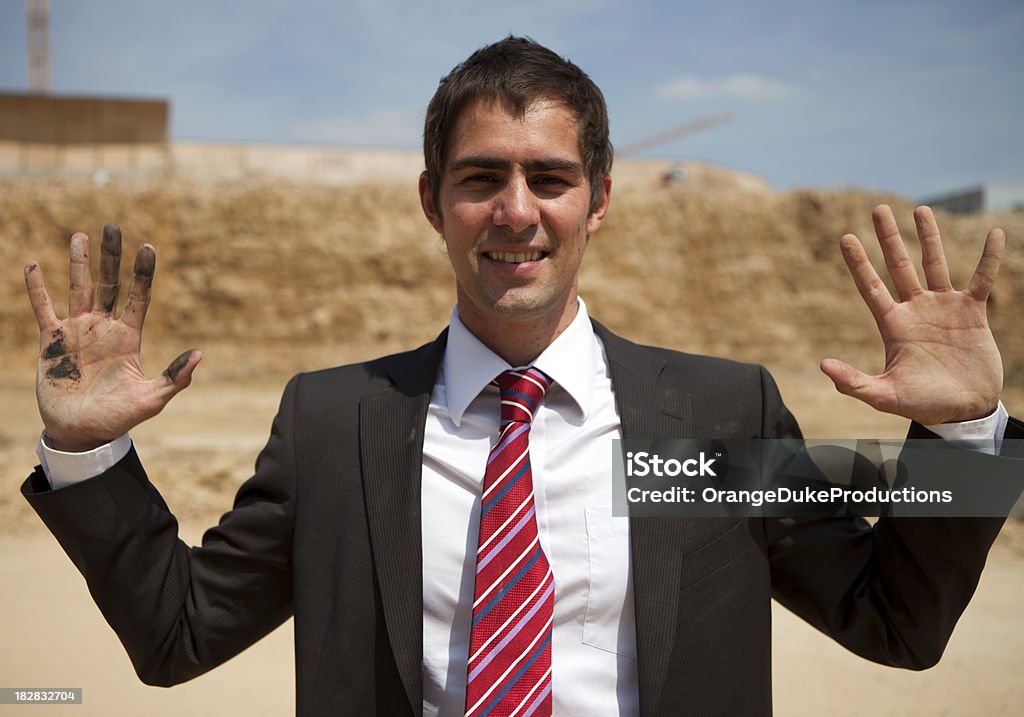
[419,171,444,235]
[586,174,612,236]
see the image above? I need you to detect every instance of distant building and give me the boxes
[919,185,985,215]
[0,92,169,175]
[0,92,168,144]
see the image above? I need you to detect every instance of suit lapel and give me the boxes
[595,322,691,717]
[360,332,447,716]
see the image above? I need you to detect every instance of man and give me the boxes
[21,37,1022,716]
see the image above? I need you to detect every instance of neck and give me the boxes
[457,297,579,367]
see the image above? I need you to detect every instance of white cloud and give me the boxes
[657,74,801,102]
[286,108,421,147]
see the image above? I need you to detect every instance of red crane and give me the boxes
[617,112,733,156]
[27,0,51,93]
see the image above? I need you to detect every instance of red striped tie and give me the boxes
[465,367,554,717]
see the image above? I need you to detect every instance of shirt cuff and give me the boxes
[922,401,1009,455]
[36,433,133,490]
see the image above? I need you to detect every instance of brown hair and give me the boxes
[423,36,613,213]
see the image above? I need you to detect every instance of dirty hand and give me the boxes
[25,225,202,452]
[820,204,1004,426]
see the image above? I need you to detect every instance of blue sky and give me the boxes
[2,0,1022,208]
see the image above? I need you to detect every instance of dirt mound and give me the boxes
[2,175,1021,388]
[588,185,1024,382]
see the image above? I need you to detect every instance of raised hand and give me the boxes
[25,225,202,452]
[820,205,1004,426]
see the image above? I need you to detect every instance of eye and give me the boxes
[533,175,566,185]
[464,173,498,183]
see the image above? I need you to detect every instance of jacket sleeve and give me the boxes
[20,375,301,686]
[760,366,1024,669]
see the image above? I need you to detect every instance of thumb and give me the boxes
[820,357,879,403]
[820,358,902,416]
[161,349,203,390]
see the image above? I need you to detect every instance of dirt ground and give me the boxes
[0,526,1017,717]
[1,376,1022,716]
[1,168,1022,715]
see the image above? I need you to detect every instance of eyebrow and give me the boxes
[448,155,584,176]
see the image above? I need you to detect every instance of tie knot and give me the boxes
[494,367,551,426]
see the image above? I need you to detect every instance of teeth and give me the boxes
[488,251,544,263]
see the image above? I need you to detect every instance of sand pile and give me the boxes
[2,175,1021,388]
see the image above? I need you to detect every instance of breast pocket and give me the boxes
[583,506,636,657]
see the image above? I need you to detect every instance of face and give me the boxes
[420,97,611,338]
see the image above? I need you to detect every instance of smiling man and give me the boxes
[420,94,610,367]
[21,36,1024,717]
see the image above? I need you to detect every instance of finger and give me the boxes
[122,244,156,330]
[839,233,896,320]
[872,204,922,300]
[967,227,1005,301]
[68,233,92,317]
[92,224,122,315]
[819,358,894,414]
[913,206,953,291]
[24,261,58,330]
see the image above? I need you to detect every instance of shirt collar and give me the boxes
[443,298,597,426]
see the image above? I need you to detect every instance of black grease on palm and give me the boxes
[43,327,79,381]
[96,224,122,313]
[46,356,81,381]
[43,327,65,360]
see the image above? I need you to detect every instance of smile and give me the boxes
[483,251,548,264]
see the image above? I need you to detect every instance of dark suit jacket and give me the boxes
[22,321,1024,716]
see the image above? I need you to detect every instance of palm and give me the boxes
[26,225,200,452]
[821,205,1004,426]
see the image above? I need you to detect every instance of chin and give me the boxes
[486,302,550,322]
[488,289,554,312]
[492,293,577,324]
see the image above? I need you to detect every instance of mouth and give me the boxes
[482,250,549,264]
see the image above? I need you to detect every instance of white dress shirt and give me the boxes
[421,299,637,716]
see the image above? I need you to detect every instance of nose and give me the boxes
[491,175,540,234]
